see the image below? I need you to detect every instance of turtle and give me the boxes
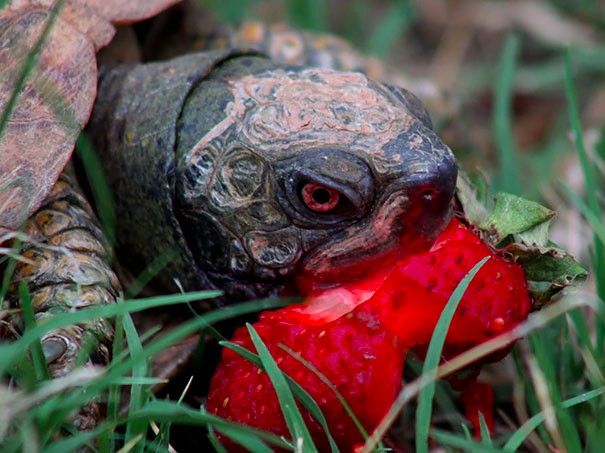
[0,0,457,433]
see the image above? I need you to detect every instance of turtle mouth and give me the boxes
[297,198,454,293]
[295,242,412,295]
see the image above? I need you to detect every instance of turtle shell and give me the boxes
[0,0,178,237]
[87,50,270,297]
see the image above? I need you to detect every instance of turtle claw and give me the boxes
[42,330,105,431]
[42,337,68,364]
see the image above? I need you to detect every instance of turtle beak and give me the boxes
[396,144,458,240]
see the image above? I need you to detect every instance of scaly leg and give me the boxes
[3,170,121,429]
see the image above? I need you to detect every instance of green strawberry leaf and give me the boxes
[479,193,555,245]
[455,174,588,307]
[505,243,588,307]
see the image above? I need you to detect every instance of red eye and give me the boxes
[301,183,341,212]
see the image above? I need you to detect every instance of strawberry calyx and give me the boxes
[455,171,588,306]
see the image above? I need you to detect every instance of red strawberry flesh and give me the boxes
[206,218,532,449]
[207,312,406,451]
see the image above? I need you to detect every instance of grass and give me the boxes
[564,50,605,354]
[415,257,490,453]
[220,340,340,451]
[2,0,605,451]
[493,34,521,195]
[246,323,318,452]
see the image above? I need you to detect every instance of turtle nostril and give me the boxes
[421,187,437,203]
[406,157,457,220]
[426,158,457,208]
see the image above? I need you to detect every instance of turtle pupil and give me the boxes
[301,182,341,212]
[313,188,331,204]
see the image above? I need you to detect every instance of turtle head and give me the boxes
[175,59,457,296]
[91,53,455,299]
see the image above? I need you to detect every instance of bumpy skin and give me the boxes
[4,171,120,428]
[88,51,457,302]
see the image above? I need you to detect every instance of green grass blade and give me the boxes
[415,256,490,453]
[18,281,50,382]
[366,1,413,58]
[44,399,294,453]
[100,311,124,453]
[504,386,605,452]
[430,429,503,453]
[45,424,111,453]
[122,312,150,452]
[0,239,20,305]
[204,0,257,24]
[529,334,582,452]
[564,50,603,223]
[461,423,473,441]
[564,49,605,308]
[563,185,605,246]
[493,34,521,194]
[567,310,600,376]
[220,340,340,453]
[286,0,327,31]
[212,424,274,453]
[246,323,318,452]
[127,400,291,449]
[117,433,143,453]
[407,358,466,435]
[111,377,166,385]
[74,331,100,368]
[125,247,179,298]
[38,299,290,418]
[0,291,222,374]
[279,343,373,444]
[76,133,117,246]
[479,413,493,446]
[208,426,229,453]
[567,306,595,351]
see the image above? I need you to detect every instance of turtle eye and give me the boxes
[301,182,341,212]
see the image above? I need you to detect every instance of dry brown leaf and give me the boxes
[83,0,181,25]
[0,0,179,236]
[0,6,97,235]
[9,0,115,49]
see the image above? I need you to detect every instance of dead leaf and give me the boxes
[0,6,97,234]
[83,0,181,25]
[0,0,179,235]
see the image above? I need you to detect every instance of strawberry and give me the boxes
[207,311,406,451]
[206,218,532,450]
[460,381,496,436]
[366,218,532,348]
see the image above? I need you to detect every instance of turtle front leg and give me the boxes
[4,171,121,429]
